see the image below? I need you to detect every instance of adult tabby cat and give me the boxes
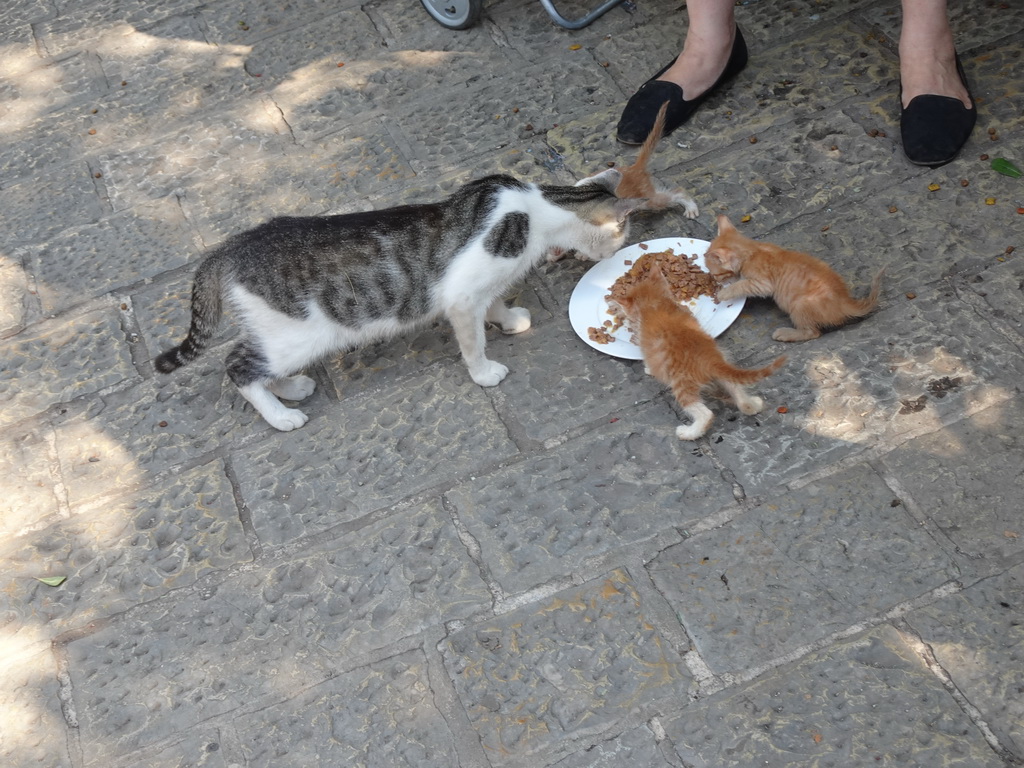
[156,173,639,431]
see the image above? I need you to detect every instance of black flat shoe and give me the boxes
[900,55,977,167]
[616,25,748,145]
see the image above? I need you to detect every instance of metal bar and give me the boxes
[536,0,627,30]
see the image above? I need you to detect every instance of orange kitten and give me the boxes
[570,101,698,225]
[704,214,884,342]
[615,267,786,440]
[614,101,698,216]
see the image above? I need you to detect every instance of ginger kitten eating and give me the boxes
[614,267,786,440]
[704,214,884,342]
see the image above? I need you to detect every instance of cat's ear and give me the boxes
[715,214,735,234]
[577,168,622,193]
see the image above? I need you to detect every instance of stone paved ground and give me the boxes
[1,0,1022,766]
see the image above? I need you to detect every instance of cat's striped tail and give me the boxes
[714,354,787,386]
[154,255,225,374]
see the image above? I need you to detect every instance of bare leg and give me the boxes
[657,0,737,98]
[899,0,971,107]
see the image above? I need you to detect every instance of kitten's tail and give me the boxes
[714,354,787,385]
[846,267,886,317]
[632,100,670,173]
[154,255,226,374]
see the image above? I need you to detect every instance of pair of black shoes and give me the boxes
[616,28,976,168]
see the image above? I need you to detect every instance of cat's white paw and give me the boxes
[265,407,310,431]
[270,375,316,401]
[675,423,706,440]
[470,360,509,387]
[738,395,764,415]
[500,307,531,334]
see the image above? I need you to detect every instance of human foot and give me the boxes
[899,47,972,108]
[616,26,747,144]
[656,26,739,102]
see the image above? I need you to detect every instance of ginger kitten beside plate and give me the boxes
[705,214,884,342]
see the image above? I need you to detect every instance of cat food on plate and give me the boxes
[568,237,746,361]
[601,248,720,339]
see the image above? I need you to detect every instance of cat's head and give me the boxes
[543,172,644,261]
[704,214,751,280]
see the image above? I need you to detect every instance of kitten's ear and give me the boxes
[715,214,735,233]
[576,168,622,193]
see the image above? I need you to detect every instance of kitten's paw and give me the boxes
[500,307,531,335]
[270,375,316,401]
[469,360,509,387]
[673,193,699,219]
[772,327,820,342]
[265,407,310,432]
[738,395,764,415]
[675,423,707,440]
[716,284,744,302]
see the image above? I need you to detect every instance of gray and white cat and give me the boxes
[156,173,638,431]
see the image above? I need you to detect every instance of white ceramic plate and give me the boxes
[568,237,745,360]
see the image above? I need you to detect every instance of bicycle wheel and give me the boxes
[420,0,482,29]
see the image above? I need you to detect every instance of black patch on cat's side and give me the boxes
[485,212,530,258]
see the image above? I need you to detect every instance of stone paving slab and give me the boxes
[442,568,694,766]
[881,397,1024,572]
[905,563,1024,758]
[954,255,1024,343]
[0,646,72,768]
[233,649,461,768]
[0,430,60,538]
[0,461,249,646]
[447,404,734,594]
[648,462,959,676]
[661,624,1005,768]
[1,161,105,247]
[49,358,263,507]
[0,307,136,429]
[17,198,197,317]
[549,722,674,768]
[64,587,335,763]
[233,366,519,546]
[210,499,492,657]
